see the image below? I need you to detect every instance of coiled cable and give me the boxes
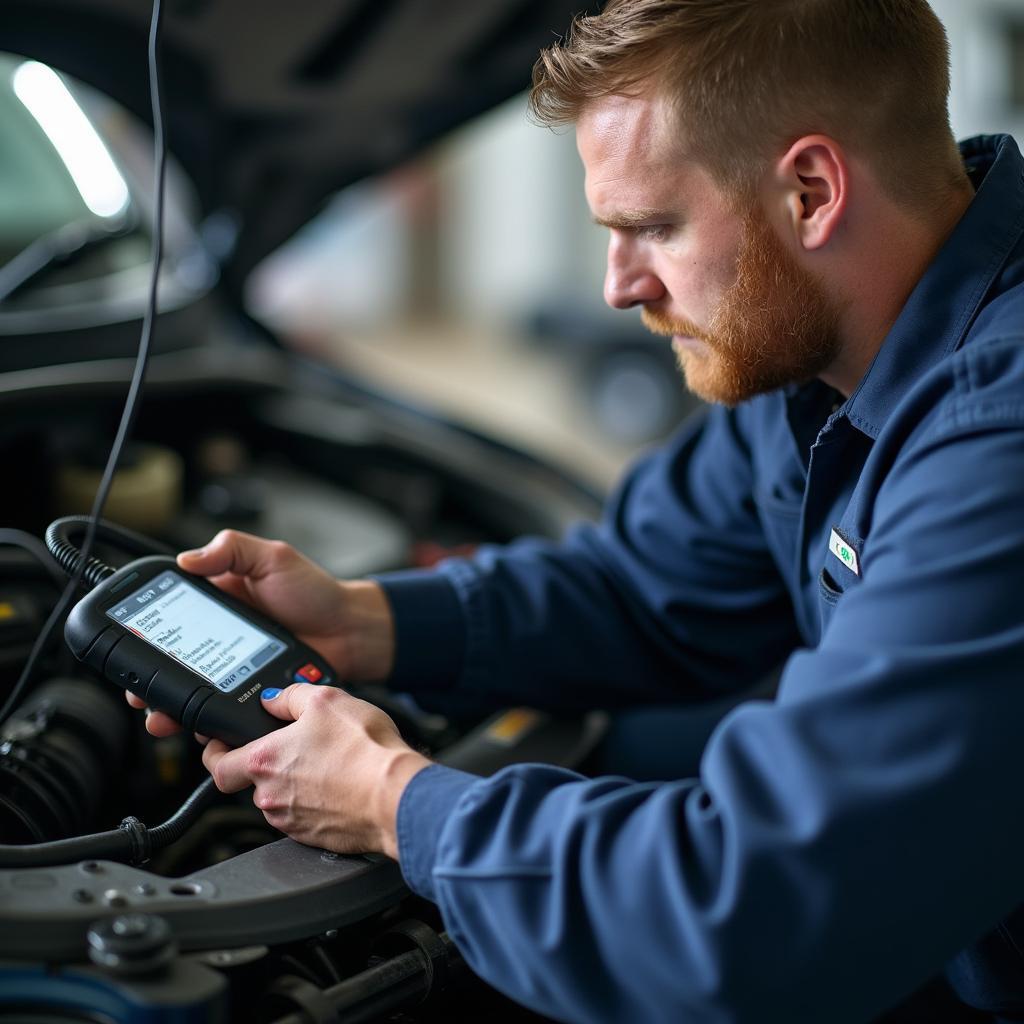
[43,516,174,590]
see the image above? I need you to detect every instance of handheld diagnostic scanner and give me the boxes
[65,555,336,747]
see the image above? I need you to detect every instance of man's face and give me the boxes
[577,94,841,405]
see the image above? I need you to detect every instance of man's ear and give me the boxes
[772,135,848,251]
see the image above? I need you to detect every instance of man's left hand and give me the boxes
[201,684,431,860]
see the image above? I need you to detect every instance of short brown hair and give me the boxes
[531,0,966,211]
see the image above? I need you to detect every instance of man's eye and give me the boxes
[636,224,671,243]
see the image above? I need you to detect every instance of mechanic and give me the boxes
[130,1,1024,1021]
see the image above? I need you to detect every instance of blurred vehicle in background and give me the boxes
[526,303,701,445]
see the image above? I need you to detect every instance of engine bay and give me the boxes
[0,340,603,1021]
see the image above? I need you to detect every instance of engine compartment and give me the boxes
[0,339,603,1021]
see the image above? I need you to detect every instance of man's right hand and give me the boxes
[125,529,396,738]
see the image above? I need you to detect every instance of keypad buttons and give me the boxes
[293,662,323,683]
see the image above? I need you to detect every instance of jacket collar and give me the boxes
[836,134,1024,440]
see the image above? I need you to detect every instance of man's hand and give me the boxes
[177,529,394,680]
[127,530,396,738]
[202,684,431,858]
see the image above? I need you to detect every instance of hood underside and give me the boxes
[0,0,597,293]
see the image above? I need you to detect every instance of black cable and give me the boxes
[0,0,166,727]
[0,529,66,587]
[0,0,228,877]
[0,777,218,869]
[147,777,218,848]
[43,516,176,590]
[43,518,116,590]
[269,931,459,1024]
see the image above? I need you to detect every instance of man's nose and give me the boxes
[603,237,666,309]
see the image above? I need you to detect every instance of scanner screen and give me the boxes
[108,571,284,692]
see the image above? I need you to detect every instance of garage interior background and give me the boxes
[243,0,1021,489]
[7,4,1011,547]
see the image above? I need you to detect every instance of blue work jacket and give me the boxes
[376,134,1024,1023]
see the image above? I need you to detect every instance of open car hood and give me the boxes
[0,0,596,295]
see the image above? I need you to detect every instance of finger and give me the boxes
[206,572,254,604]
[177,530,291,582]
[124,691,181,735]
[261,681,344,722]
[202,740,252,793]
[185,570,259,608]
[143,709,183,738]
[201,737,229,773]
[260,683,301,721]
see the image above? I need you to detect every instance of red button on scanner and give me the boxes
[295,663,323,683]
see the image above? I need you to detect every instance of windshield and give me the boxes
[0,53,150,303]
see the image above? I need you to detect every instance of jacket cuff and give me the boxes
[372,570,466,690]
[396,763,479,901]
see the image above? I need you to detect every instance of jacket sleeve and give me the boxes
[395,421,1024,1024]
[375,404,800,710]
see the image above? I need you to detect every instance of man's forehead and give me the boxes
[577,92,673,161]
[577,93,704,214]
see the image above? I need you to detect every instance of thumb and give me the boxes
[177,530,288,581]
[260,682,314,722]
